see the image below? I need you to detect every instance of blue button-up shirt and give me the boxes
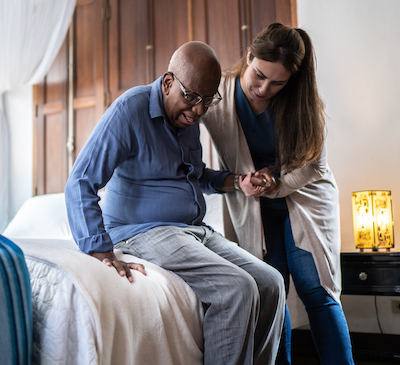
[65,77,230,254]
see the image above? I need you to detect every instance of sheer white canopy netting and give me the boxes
[0,0,75,231]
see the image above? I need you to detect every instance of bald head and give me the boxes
[168,41,221,89]
[162,42,221,129]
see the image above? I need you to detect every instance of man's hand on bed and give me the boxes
[90,251,146,282]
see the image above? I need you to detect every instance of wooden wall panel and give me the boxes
[45,114,65,193]
[109,0,150,101]
[75,4,97,98]
[34,83,45,196]
[250,0,297,42]
[190,0,207,42]
[206,0,243,70]
[33,39,68,195]
[73,0,106,159]
[74,108,97,156]
[152,0,189,79]
[250,0,277,38]
[276,0,297,27]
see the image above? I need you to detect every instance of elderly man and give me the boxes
[65,41,284,365]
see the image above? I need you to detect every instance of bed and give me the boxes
[3,192,307,365]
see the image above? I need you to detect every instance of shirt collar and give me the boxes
[149,76,166,120]
[149,76,189,134]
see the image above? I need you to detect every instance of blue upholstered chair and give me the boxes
[0,235,32,365]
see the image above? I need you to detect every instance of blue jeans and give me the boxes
[262,202,354,365]
[114,225,285,365]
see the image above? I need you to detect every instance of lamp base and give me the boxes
[358,247,392,253]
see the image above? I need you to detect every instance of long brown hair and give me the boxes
[225,23,325,172]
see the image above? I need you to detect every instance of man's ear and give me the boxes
[162,72,173,95]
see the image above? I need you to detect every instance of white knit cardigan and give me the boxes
[201,76,342,302]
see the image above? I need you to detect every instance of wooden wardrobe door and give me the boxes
[108,0,150,102]
[151,0,189,80]
[33,0,107,195]
[191,0,297,71]
[250,0,297,36]
[108,0,189,104]
[73,0,107,158]
[33,39,68,196]
[197,0,244,70]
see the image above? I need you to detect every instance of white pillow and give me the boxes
[3,192,224,240]
[3,193,72,240]
[203,194,224,235]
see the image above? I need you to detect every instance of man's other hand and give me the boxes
[90,251,146,282]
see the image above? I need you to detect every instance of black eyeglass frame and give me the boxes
[170,72,222,107]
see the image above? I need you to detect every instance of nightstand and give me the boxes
[341,252,400,296]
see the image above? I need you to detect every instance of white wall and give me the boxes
[297,0,400,334]
[297,0,400,253]
[3,85,33,226]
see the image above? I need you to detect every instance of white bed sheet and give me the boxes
[12,237,204,365]
[4,192,207,365]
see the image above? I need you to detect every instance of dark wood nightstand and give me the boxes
[341,252,400,296]
[338,253,400,364]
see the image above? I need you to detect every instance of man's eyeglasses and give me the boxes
[171,72,222,107]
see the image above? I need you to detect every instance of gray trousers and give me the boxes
[114,225,285,365]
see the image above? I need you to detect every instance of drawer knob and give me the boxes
[359,272,368,281]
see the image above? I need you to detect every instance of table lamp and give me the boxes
[352,190,394,252]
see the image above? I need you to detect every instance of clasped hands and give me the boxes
[239,167,281,197]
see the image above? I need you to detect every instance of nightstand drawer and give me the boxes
[341,253,400,296]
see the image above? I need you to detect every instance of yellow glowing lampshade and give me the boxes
[352,191,394,251]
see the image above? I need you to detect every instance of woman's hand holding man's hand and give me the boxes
[240,168,280,197]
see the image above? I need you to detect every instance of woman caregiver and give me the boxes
[201,23,354,365]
